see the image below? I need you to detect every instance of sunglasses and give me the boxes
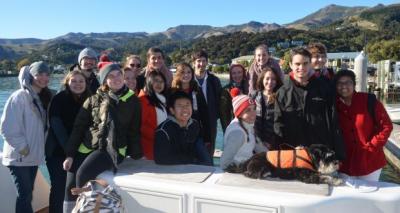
[130,64,141,68]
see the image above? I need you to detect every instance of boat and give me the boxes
[98,159,400,213]
[385,123,400,172]
[385,104,400,123]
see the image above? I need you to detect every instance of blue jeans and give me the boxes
[196,138,213,166]
[8,166,38,213]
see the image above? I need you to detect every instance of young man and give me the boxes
[192,50,222,157]
[77,47,100,93]
[154,91,211,165]
[274,47,345,160]
[308,42,335,80]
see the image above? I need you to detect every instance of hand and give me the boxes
[18,145,30,156]
[63,157,73,171]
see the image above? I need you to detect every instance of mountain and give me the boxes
[1,3,399,63]
[286,4,368,30]
[0,38,44,45]
[153,21,281,40]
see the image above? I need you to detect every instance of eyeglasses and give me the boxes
[336,80,354,87]
[130,64,141,68]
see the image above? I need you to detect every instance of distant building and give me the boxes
[291,40,304,46]
[231,55,280,67]
[327,52,361,70]
[231,55,253,65]
[277,42,290,49]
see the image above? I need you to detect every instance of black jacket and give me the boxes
[274,75,345,160]
[46,90,85,157]
[189,89,211,143]
[154,118,200,165]
[251,91,277,149]
[199,72,222,154]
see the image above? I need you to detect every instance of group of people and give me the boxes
[219,43,393,186]
[0,42,393,213]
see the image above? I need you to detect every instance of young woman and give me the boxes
[136,47,173,90]
[124,54,142,77]
[220,64,248,132]
[62,63,142,212]
[123,67,137,93]
[1,61,52,213]
[171,63,213,165]
[247,44,283,94]
[335,70,393,182]
[46,70,90,213]
[252,67,282,150]
[220,88,267,170]
[138,71,168,160]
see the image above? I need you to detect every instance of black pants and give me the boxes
[65,150,122,201]
[46,155,66,213]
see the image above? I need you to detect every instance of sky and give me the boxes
[0,0,398,39]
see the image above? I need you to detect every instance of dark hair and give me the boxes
[191,50,208,62]
[39,87,53,109]
[167,90,193,113]
[229,64,247,82]
[145,71,167,109]
[256,66,282,92]
[334,69,356,86]
[171,63,200,92]
[290,47,312,63]
[146,47,165,60]
[307,42,327,57]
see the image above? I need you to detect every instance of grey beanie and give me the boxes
[99,63,121,84]
[29,61,50,76]
[78,47,97,64]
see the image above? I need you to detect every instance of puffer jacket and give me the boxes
[66,87,142,160]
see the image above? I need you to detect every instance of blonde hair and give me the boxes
[124,54,141,68]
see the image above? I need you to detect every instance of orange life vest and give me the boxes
[266,149,315,171]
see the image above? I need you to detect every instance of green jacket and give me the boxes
[66,88,142,160]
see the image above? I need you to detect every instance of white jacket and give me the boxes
[220,118,267,169]
[0,66,47,166]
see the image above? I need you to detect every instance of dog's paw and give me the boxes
[331,177,343,186]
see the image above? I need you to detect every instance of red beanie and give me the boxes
[230,87,254,118]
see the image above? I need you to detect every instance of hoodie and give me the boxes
[0,66,48,166]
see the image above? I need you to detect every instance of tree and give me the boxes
[281,50,291,74]
[367,39,400,63]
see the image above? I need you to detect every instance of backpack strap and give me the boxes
[367,93,377,124]
[94,194,104,213]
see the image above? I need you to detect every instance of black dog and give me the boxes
[225,144,342,185]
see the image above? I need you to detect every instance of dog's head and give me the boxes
[308,144,340,175]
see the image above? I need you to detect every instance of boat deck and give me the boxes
[99,159,400,213]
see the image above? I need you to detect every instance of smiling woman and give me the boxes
[0,61,52,213]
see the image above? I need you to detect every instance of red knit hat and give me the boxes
[230,88,254,118]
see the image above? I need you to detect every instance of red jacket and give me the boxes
[138,90,157,160]
[336,92,393,176]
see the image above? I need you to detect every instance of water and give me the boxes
[0,74,399,184]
